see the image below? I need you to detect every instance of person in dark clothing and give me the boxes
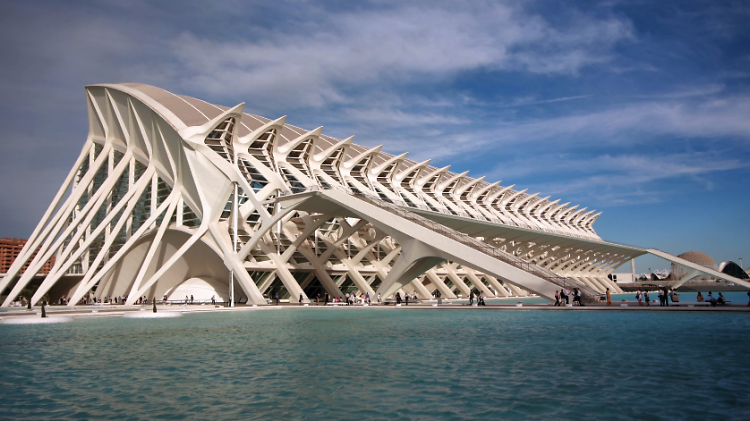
[324,292,330,305]
[396,292,402,304]
[274,293,280,305]
[299,293,304,305]
[469,290,475,305]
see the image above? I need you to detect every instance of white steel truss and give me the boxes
[3,83,747,307]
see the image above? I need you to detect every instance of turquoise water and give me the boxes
[1,309,749,420]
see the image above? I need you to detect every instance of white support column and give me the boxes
[424,270,458,299]
[65,178,172,306]
[377,238,445,299]
[30,164,156,305]
[407,276,433,300]
[442,265,472,297]
[464,269,497,298]
[124,194,180,303]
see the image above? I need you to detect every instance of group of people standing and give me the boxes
[635,287,678,306]
[394,292,417,305]
[468,290,486,306]
[310,291,383,305]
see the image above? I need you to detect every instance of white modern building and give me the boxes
[1,84,747,307]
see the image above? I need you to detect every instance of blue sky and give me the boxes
[0,0,748,273]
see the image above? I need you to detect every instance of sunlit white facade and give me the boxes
[2,84,746,307]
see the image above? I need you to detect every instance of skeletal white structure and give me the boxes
[2,84,748,307]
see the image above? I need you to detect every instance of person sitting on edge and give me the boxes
[706,292,717,307]
[696,292,704,302]
[671,291,679,302]
[717,292,726,305]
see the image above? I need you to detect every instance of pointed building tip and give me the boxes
[312,126,324,135]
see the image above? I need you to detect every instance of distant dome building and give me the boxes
[671,251,718,281]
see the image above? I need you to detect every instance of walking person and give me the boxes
[663,288,670,307]
[470,290,475,305]
[554,290,560,306]
[325,292,330,305]
[377,292,381,304]
[396,292,402,304]
[299,293,304,305]
[365,292,370,304]
[576,288,584,306]
[404,292,410,306]
[564,288,570,305]
[274,292,280,305]
[636,290,643,306]
[644,291,650,306]
[606,288,611,306]
[211,295,215,305]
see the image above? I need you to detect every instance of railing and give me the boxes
[280,185,604,303]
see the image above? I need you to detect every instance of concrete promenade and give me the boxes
[2,299,750,322]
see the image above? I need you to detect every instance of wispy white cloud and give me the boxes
[167,3,633,108]
[484,151,749,205]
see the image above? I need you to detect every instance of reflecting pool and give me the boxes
[1,309,749,420]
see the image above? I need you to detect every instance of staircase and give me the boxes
[281,185,605,303]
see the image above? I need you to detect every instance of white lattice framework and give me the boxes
[7,83,743,307]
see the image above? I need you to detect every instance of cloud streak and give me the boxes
[167,3,633,108]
